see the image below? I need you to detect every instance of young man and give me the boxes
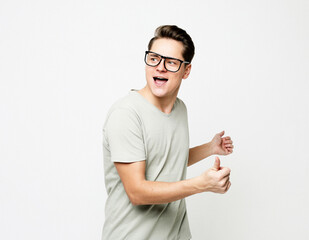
[102,25,234,240]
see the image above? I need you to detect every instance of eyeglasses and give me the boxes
[144,51,190,73]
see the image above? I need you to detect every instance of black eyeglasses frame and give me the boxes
[144,51,190,73]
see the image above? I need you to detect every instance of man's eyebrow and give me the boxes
[149,52,160,56]
[150,51,182,61]
[166,56,181,60]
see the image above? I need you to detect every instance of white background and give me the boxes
[1,0,308,239]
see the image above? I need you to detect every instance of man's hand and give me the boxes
[188,131,234,166]
[195,157,231,193]
[211,130,234,155]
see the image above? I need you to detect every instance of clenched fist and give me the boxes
[195,157,231,194]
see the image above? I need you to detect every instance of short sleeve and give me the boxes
[104,108,146,163]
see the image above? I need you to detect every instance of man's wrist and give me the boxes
[189,176,206,194]
[208,141,216,156]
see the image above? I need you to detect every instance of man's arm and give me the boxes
[188,131,234,166]
[188,142,214,166]
[115,157,231,206]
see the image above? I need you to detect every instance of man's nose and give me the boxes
[156,59,167,72]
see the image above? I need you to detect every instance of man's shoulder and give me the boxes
[108,90,140,113]
[104,90,141,126]
[176,97,186,108]
[174,97,188,115]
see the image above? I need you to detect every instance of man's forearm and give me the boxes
[188,142,214,166]
[130,178,202,205]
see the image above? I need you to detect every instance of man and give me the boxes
[102,25,234,240]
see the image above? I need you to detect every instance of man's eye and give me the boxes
[167,60,177,65]
[151,57,158,62]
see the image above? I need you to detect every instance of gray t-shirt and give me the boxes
[102,89,191,240]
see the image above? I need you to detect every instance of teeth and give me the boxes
[154,77,168,81]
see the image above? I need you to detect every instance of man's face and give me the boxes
[145,38,191,99]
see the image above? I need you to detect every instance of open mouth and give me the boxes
[153,77,168,81]
[153,77,168,87]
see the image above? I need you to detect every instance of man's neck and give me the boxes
[138,86,178,114]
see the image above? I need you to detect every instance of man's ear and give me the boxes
[182,64,192,79]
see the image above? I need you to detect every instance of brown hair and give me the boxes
[148,25,195,64]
